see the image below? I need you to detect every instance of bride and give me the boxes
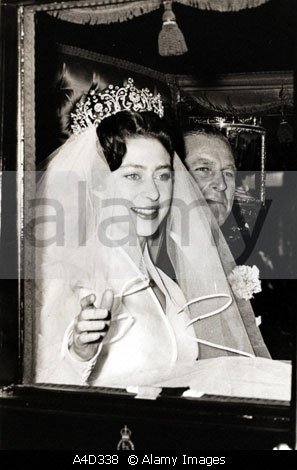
[34,78,272,390]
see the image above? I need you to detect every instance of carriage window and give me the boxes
[7,1,295,410]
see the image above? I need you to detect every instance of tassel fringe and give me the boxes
[158,22,188,56]
[158,1,188,56]
[47,0,271,25]
[47,1,161,25]
[176,0,271,12]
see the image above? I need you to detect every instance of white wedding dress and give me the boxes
[35,242,291,401]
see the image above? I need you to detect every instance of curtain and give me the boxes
[182,89,293,116]
[47,1,162,26]
[47,0,272,25]
[177,0,271,12]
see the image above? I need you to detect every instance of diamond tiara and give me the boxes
[70,78,164,135]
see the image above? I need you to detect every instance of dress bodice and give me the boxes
[87,245,198,387]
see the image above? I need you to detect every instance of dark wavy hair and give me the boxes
[96,111,175,171]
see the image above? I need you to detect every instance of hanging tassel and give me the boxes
[158,1,188,57]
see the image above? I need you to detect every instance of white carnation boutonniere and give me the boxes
[228,265,261,301]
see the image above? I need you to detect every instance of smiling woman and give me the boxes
[34,91,193,384]
[97,112,174,244]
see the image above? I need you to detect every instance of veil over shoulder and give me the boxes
[161,153,270,359]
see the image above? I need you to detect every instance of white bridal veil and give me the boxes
[153,148,270,360]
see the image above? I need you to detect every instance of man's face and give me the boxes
[184,133,236,226]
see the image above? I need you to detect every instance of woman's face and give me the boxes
[109,136,173,242]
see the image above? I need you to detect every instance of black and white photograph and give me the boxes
[0,0,297,455]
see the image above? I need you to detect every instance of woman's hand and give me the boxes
[70,289,114,362]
